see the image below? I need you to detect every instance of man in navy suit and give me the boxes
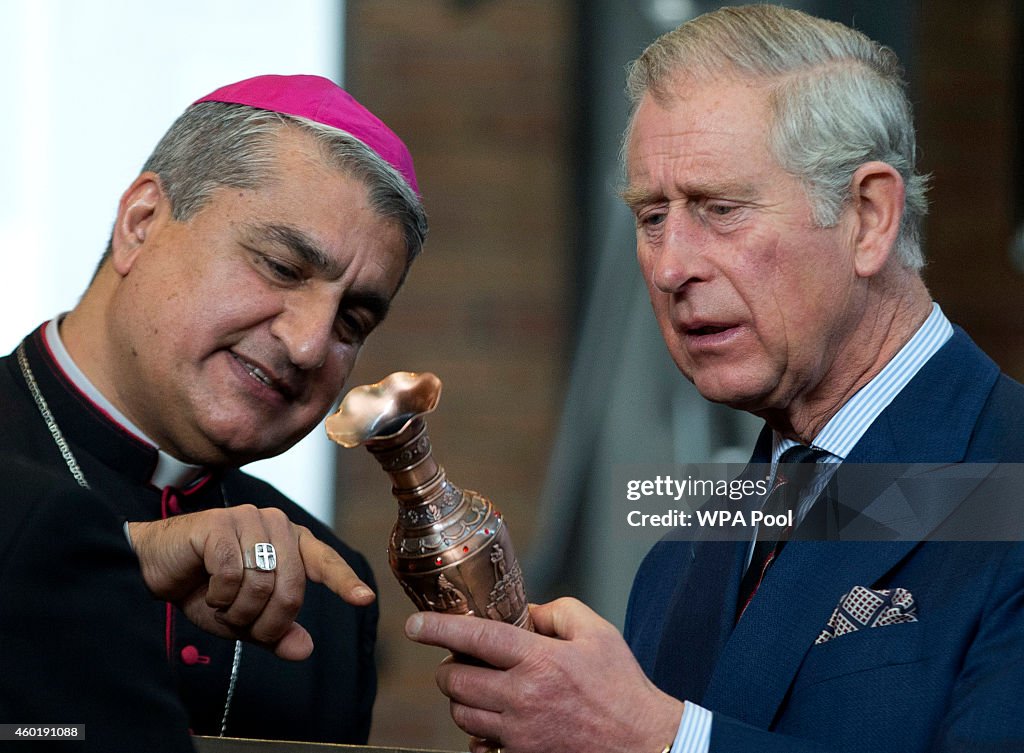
[406,5,1024,752]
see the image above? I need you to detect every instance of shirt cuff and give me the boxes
[670,702,712,753]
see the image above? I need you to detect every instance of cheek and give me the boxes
[194,271,285,344]
[727,235,801,335]
[314,346,361,400]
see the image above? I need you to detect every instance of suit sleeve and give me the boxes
[0,475,195,753]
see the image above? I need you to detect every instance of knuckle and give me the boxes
[249,622,282,644]
[213,541,243,580]
[218,568,244,591]
[275,589,304,617]
[205,507,228,524]
[438,663,464,698]
[434,662,450,692]
[465,616,488,645]
[449,700,472,731]
[218,609,251,629]
[247,575,276,600]
[294,524,316,546]
[260,506,290,526]
[234,503,260,519]
[318,545,345,571]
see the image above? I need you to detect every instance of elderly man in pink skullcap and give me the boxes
[0,75,426,751]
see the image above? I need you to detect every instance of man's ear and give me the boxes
[110,172,169,276]
[848,161,904,278]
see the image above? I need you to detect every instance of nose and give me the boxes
[270,290,337,371]
[645,212,711,294]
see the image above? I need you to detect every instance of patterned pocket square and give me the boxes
[815,585,918,645]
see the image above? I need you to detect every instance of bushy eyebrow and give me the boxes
[243,222,394,323]
[620,185,661,213]
[245,222,342,277]
[620,181,759,213]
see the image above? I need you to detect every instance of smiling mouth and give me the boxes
[232,353,281,393]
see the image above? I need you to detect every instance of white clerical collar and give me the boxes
[44,317,207,489]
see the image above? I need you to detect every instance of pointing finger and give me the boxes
[296,526,375,605]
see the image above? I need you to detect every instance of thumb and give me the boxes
[270,622,315,661]
[529,597,613,640]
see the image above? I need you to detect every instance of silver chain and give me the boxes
[16,341,242,735]
[220,638,243,735]
[17,343,89,489]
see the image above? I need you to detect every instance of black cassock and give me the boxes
[0,323,377,745]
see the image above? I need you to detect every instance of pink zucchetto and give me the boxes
[194,74,419,195]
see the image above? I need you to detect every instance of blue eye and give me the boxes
[637,207,668,230]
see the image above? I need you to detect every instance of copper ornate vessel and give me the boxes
[325,372,532,630]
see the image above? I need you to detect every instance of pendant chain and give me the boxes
[16,341,242,736]
[17,344,89,489]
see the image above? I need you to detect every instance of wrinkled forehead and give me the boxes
[625,74,775,168]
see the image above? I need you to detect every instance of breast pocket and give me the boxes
[791,619,925,693]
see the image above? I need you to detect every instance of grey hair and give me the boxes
[98,101,426,271]
[624,4,928,270]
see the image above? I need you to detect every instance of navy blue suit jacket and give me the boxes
[625,328,1024,752]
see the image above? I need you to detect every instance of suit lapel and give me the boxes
[649,430,773,702]
[843,327,999,465]
[650,539,746,702]
[695,328,1001,724]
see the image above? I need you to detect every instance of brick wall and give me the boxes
[337,2,575,748]
[917,0,1024,378]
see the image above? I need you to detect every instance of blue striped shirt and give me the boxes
[671,302,953,753]
[772,301,954,465]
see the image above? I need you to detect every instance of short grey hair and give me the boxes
[99,101,427,271]
[624,4,928,270]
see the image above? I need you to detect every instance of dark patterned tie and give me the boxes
[736,444,828,620]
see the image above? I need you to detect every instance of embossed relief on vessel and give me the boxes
[485,544,528,622]
[327,371,533,631]
[393,495,491,556]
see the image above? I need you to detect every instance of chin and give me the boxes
[690,374,772,410]
[198,427,298,467]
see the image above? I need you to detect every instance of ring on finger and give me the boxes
[243,542,278,572]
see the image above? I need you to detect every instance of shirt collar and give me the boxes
[771,301,954,467]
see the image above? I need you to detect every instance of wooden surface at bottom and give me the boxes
[194,736,457,753]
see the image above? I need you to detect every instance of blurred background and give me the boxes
[2,1,1022,749]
